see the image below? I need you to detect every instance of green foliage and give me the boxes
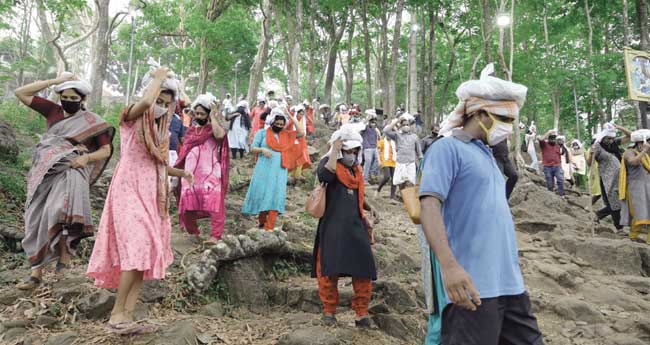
[0,101,46,135]
[272,258,310,281]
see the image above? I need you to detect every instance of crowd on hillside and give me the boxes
[11,65,650,344]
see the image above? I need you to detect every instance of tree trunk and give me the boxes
[198,0,230,93]
[247,0,273,105]
[480,0,493,64]
[386,0,405,116]
[17,0,33,87]
[418,10,426,121]
[552,89,560,130]
[36,0,68,74]
[343,17,355,105]
[89,0,110,108]
[427,4,437,123]
[286,0,302,101]
[407,21,417,114]
[635,0,649,128]
[360,0,373,108]
[322,13,348,105]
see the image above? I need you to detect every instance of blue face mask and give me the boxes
[340,153,356,167]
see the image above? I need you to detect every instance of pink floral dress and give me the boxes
[87,117,173,288]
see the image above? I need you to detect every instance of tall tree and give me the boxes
[317,7,348,105]
[339,13,356,105]
[198,0,230,93]
[247,0,273,105]
[385,0,405,116]
[407,18,417,113]
[360,0,373,108]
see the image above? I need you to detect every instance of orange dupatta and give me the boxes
[265,127,296,169]
[335,162,365,219]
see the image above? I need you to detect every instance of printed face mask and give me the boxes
[154,104,169,119]
[340,153,356,167]
[478,112,513,146]
[61,100,82,114]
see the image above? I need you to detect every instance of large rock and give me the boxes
[372,314,411,340]
[374,281,418,313]
[278,326,351,345]
[76,290,115,320]
[157,320,197,345]
[216,256,268,310]
[0,120,19,162]
[552,297,606,323]
[140,280,171,303]
[550,235,644,275]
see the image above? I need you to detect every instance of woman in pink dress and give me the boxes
[87,68,193,334]
[174,93,229,242]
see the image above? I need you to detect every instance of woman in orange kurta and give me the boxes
[286,105,311,178]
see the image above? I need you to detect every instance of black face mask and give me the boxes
[548,140,557,146]
[61,100,81,114]
[271,125,284,133]
[432,132,439,137]
[195,118,208,126]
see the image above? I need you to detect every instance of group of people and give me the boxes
[521,120,650,244]
[11,62,649,344]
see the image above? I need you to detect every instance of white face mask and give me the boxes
[154,104,169,119]
[400,125,411,133]
[479,112,513,145]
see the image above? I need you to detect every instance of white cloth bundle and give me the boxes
[141,69,180,100]
[322,127,364,161]
[293,104,305,113]
[631,129,650,143]
[440,63,528,135]
[237,100,249,110]
[53,78,92,96]
[265,107,288,127]
[593,123,618,143]
[571,139,583,149]
[399,112,415,122]
[191,93,217,111]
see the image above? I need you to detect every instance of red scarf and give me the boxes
[335,162,365,219]
[265,127,296,169]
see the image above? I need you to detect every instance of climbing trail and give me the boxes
[1,123,650,345]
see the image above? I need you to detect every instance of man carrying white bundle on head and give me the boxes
[383,112,422,192]
[419,64,543,344]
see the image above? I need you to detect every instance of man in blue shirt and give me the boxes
[419,66,542,345]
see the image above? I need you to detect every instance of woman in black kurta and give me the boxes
[311,134,378,328]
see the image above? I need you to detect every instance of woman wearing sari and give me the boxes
[286,104,312,179]
[174,94,229,242]
[242,108,304,230]
[620,130,650,243]
[87,68,193,334]
[14,74,114,290]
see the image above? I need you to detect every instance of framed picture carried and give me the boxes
[624,48,650,102]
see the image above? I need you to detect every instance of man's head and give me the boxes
[463,109,515,145]
[601,136,615,146]
[368,119,377,128]
[431,124,440,136]
[548,134,557,145]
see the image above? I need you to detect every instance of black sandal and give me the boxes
[55,262,71,273]
[355,316,376,329]
[16,276,41,290]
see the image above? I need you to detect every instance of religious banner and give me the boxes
[624,48,650,102]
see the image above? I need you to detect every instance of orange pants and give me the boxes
[258,211,279,230]
[316,250,372,317]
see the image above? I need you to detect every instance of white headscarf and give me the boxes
[571,139,583,149]
[322,126,364,162]
[631,129,650,143]
[192,93,217,111]
[440,63,528,135]
[593,123,618,143]
[237,100,249,110]
[140,69,180,100]
[265,107,288,127]
[53,79,92,96]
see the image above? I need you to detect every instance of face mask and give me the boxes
[478,112,513,145]
[195,118,208,126]
[271,124,284,133]
[401,125,411,133]
[61,100,81,114]
[154,104,169,119]
[549,140,557,145]
[432,132,439,137]
[340,153,356,167]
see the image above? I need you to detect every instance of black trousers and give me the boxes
[377,166,396,198]
[496,157,519,200]
[231,148,245,159]
[596,180,622,229]
[442,293,544,345]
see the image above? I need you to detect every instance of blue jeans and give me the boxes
[363,148,380,181]
[543,166,565,196]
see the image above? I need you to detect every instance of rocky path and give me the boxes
[1,134,650,344]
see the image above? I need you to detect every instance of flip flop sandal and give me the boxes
[16,276,41,290]
[106,321,140,335]
[133,321,159,335]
